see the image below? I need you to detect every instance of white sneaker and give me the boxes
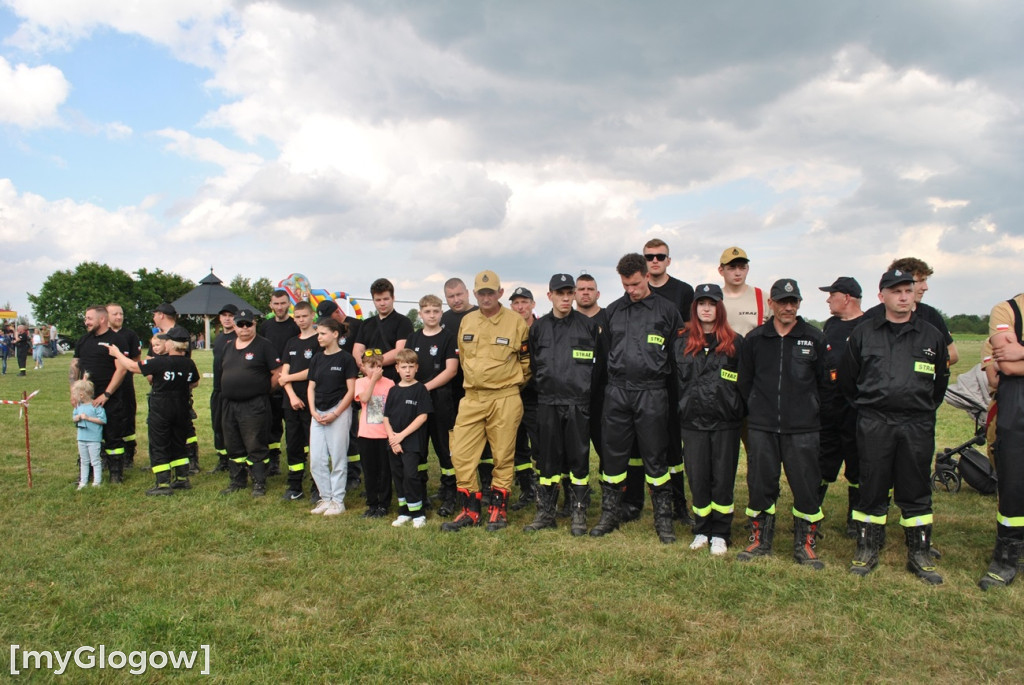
[710,537,728,556]
[392,515,413,527]
[412,516,427,529]
[323,501,345,516]
[77,482,87,491]
[310,499,331,515]
[92,482,102,487]
[689,534,709,550]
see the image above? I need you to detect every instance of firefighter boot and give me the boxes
[187,440,200,475]
[219,461,248,495]
[570,484,590,537]
[978,537,1021,591]
[846,487,859,538]
[589,483,623,537]
[905,524,943,585]
[486,487,510,532]
[146,469,174,496]
[170,464,192,490]
[793,518,825,570]
[250,460,268,498]
[441,489,481,532]
[849,522,883,576]
[108,452,124,484]
[737,513,775,561]
[436,478,457,518]
[510,469,537,512]
[123,441,136,471]
[671,472,694,527]
[556,480,572,518]
[212,454,229,474]
[523,484,558,532]
[651,487,677,544]
[478,464,493,507]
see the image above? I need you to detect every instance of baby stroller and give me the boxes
[931,363,998,495]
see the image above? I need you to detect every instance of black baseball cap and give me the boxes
[153,302,177,316]
[509,287,534,302]
[156,326,190,343]
[218,303,239,316]
[818,277,862,299]
[879,268,915,291]
[693,283,724,302]
[235,308,256,324]
[316,300,339,319]
[769,279,802,301]
[548,274,575,291]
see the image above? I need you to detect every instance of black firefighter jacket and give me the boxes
[738,317,830,434]
[529,309,605,406]
[675,331,745,431]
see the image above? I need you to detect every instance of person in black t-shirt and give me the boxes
[261,289,302,477]
[70,305,133,483]
[353,278,414,383]
[406,295,459,515]
[317,298,364,487]
[110,327,199,495]
[210,304,239,473]
[107,302,142,470]
[279,301,320,501]
[219,309,282,498]
[384,349,434,528]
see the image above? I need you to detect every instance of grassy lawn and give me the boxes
[0,339,1020,682]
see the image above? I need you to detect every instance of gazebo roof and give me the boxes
[172,270,259,316]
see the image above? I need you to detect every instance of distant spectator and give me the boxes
[32,328,44,369]
[50,323,58,355]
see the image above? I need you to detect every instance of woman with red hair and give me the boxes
[675,283,745,556]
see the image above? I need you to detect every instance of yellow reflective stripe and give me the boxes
[348,455,361,463]
[602,472,627,485]
[851,510,887,524]
[647,334,665,345]
[570,475,589,486]
[646,472,671,487]
[693,503,712,517]
[440,468,456,476]
[123,434,137,441]
[231,457,248,464]
[746,504,777,518]
[914,361,935,374]
[514,463,533,472]
[480,458,494,465]
[628,458,643,467]
[105,448,125,455]
[572,350,594,360]
[539,476,560,486]
[997,513,1024,527]
[849,482,859,489]
[217,449,228,456]
[268,442,281,450]
[899,514,933,527]
[151,464,171,473]
[710,502,734,514]
[417,463,428,472]
[303,445,309,454]
[186,436,198,445]
[793,507,824,523]
[408,502,422,512]
[288,463,304,472]
[720,369,737,382]
[169,458,189,468]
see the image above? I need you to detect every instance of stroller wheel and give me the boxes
[931,469,961,493]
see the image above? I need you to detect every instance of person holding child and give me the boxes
[306,317,358,516]
[72,380,106,490]
[384,349,434,528]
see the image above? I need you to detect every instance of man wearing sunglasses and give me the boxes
[219,308,282,498]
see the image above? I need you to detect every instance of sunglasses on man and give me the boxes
[644,253,668,262]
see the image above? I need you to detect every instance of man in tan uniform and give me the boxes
[718,246,769,336]
[442,270,532,532]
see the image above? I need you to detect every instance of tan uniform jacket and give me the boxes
[457,305,531,399]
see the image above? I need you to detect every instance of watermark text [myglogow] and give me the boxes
[9,644,210,676]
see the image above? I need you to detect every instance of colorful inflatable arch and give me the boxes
[277,273,363,320]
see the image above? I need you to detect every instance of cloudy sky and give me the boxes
[2,1,1021,324]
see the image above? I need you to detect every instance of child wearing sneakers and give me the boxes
[307,317,358,516]
[72,379,106,489]
[384,349,433,528]
[355,350,395,518]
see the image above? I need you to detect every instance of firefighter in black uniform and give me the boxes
[210,304,238,473]
[261,290,301,476]
[107,303,142,469]
[978,293,1024,589]
[840,269,949,584]
[509,286,541,512]
[737,279,829,569]
[590,253,683,544]
[109,327,199,495]
[816,277,865,537]
[279,300,319,501]
[523,274,604,536]
[219,308,283,497]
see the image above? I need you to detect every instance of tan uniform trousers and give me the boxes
[451,390,523,492]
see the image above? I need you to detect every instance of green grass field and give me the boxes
[1,340,1021,683]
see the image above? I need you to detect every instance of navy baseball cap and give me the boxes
[879,268,915,291]
[693,283,724,302]
[818,277,862,299]
[769,279,802,301]
[548,274,575,291]
[509,287,534,301]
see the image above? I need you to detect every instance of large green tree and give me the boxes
[228,275,274,313]
[28,262,196,343]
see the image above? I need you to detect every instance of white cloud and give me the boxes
[0,56,68,127]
